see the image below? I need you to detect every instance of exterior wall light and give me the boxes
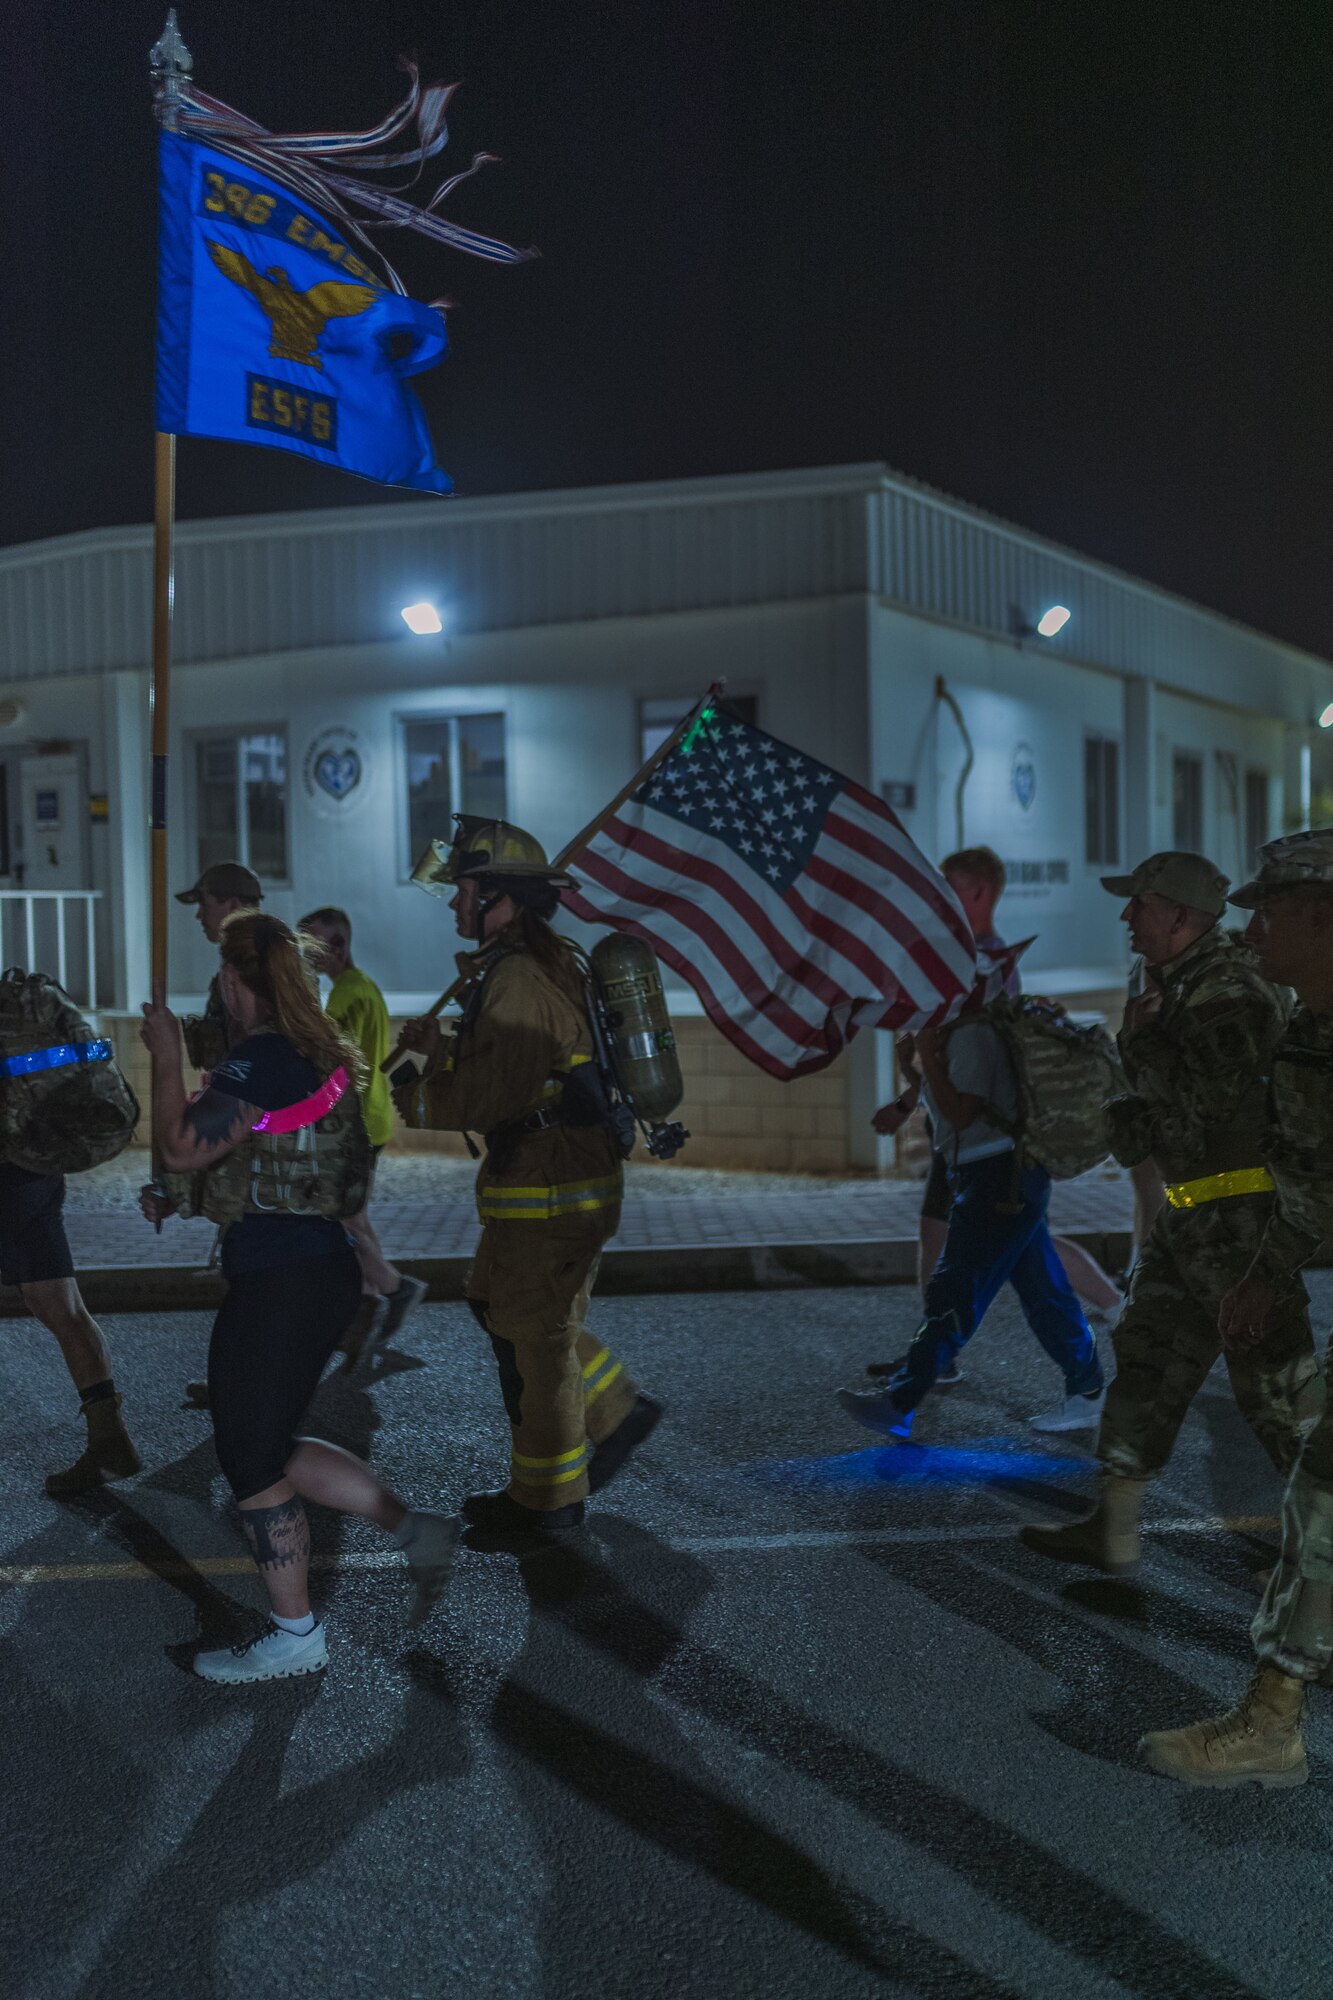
[1035,604,1071,638]
[401,601,444,635]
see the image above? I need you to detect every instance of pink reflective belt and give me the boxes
[250,1067,349,1134]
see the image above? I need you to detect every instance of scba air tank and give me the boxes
[590,933,684,1123]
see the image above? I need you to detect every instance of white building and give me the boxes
[1,461,1330,1171]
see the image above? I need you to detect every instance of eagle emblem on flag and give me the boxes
[205,241,377,369]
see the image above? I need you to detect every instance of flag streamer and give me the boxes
[165,58,537,299]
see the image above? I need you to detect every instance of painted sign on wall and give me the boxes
[301,725,374,823]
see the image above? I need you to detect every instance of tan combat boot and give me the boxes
[1138,1665,1308,1788]
[1018,1473,1146,1575]
[45,1393,142,1497]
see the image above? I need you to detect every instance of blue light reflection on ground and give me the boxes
[752,1437,1093,1490]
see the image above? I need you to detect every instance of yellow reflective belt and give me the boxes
[479,1173,621,1223]
[1164,1167,1275,1211]
[581,1345,611,1380]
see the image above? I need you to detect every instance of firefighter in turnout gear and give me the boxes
[1141,831,1333,1787]
[1021,849,1322,1578]
[395,819,662,1548]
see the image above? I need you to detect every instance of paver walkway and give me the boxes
[61,1160,1135,1269]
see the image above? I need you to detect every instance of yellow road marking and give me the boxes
[0,1512,1282,1586]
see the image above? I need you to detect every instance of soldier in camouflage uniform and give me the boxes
[175,861,263,1071]
[1022,850,1321,1576]
[1141,830,1333,1787]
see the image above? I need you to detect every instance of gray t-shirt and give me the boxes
[920,1017,1018,1165]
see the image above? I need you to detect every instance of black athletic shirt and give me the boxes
[208,1032,348,1276]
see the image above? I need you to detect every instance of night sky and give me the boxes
[4,2,1331,655]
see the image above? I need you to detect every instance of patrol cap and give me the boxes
[176,861,264,906]
[1229,829,1333,909]
[1099,851,1229,918]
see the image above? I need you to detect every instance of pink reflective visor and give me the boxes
[250,1067,349,1135]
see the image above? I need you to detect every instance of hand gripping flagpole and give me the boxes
[380,682,725,1072]
[147,13,191,1224]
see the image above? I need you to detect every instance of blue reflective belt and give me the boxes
[0,1040,113,1078]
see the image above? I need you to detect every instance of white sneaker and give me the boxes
[1029,1388,1106,1434]
[193,1618,328,1684]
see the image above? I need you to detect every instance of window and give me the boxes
[402,712,506,868]
[639,693,757,765]
[195,730,288,880]
[1084,735,1119,866]
[1245,768,1269,870]
[1172,751,1203,852]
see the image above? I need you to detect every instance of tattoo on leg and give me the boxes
[240,1495,310,1571]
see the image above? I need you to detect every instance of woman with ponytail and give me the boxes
[140,911,457,1683]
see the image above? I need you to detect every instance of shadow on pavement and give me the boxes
[2,1355,470,1998]
[872,1536,1333,1864]
[446,1515,1036,1997]
[68,1664,469,2000]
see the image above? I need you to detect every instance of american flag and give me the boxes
[561,701,988,1080]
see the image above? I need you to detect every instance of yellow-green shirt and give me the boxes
[327,964,395,1149]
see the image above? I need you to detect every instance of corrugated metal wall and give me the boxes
[1,464,1327,722]
[869,480,1327,719]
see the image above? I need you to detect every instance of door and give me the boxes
[18,752,88,890]
[13,751,92,995]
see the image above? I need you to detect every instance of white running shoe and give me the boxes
[193,1618,328,1684]
[1029,1388,1107,1434]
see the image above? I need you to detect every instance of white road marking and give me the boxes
[0,1513,1279,1585]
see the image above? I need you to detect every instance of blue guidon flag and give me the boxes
[156,132,454,492]
[563,701,1014,1080]
[155,62,535,493]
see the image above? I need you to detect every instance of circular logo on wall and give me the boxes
[302,725,373,821]
[1011,741,1036,812]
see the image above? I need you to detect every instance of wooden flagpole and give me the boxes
[150,428,176,1005]
[147,15,190,1222]
[381,681,724,1069]
[149,14,191,1009]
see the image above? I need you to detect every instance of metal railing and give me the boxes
[0,891,101,1008]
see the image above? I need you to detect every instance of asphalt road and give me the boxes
[3,1277,1332,2000]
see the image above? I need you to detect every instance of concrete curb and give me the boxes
[0,1228,1136,1314]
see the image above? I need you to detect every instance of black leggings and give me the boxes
[208,1244,362,1502]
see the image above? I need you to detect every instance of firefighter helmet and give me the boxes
[410,816,576,897]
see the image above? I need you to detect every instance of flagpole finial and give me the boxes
[150,11,193,129]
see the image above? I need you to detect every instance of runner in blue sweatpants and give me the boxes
[838,1008,1105,1441]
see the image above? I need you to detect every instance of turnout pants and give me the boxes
[468,1215,638,1510]
[1098,1195,1321,1483]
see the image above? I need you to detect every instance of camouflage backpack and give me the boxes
[0,969,140,1174]
[976,993,1124,1179]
